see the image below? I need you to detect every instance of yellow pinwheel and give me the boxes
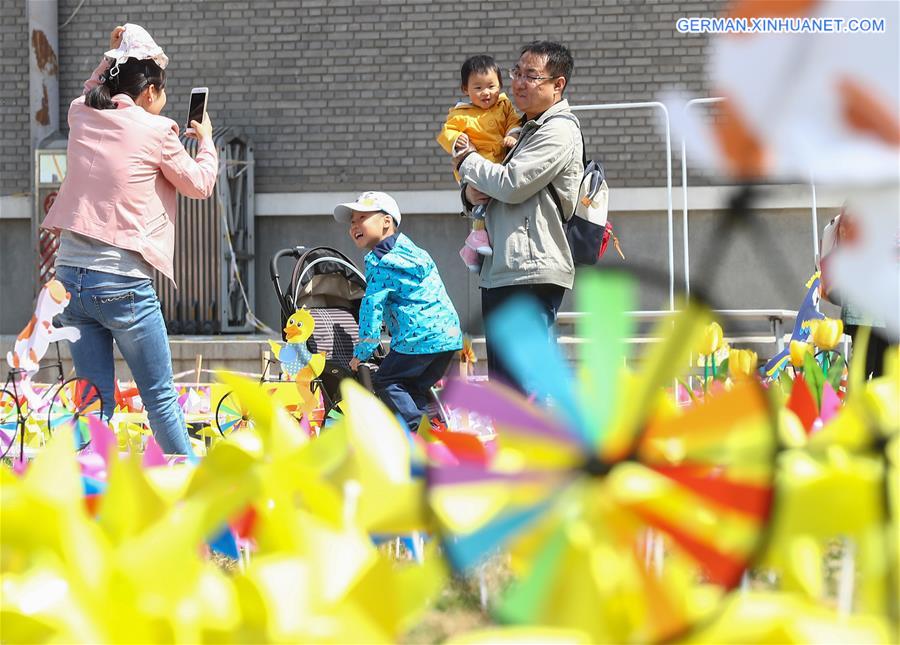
[758,343,899,620]
[2,370,445,643]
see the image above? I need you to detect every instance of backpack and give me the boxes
[544,114,623,265]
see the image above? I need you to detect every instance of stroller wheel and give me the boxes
[215,390,255,436]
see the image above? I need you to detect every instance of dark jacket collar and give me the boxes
[372,232,399,260]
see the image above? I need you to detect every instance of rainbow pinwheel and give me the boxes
[0,388,18,456]
[427,270,779,642]
[47,378,103,450]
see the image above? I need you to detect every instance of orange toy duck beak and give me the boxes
[284,324,301,341]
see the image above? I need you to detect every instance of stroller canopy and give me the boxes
[287,247,367,313]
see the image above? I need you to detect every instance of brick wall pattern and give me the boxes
[1,0,31,195]
[3,0,719,195]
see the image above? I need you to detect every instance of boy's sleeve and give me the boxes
[354,265,393,361]
[437,110,468,156]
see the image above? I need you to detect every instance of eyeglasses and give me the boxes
[508,67,557,85]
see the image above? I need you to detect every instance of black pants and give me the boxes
[371,350,456,432]
[846,324,891,379]
[481,283,566,393]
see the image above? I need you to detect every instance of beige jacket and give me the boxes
[458,99,582,290]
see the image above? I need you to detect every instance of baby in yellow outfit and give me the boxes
[437,55,521,271]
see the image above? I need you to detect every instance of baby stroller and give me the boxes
[214,245,377,435]
[268,245,448,424]
[269,245,373,416]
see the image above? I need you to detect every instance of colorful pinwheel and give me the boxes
[427,270,779,642]
[47,377,103,450]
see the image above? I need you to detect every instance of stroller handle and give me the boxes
[356,362,375,392]
[270,247,306,320]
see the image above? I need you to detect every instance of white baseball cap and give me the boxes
[333,191,401,226]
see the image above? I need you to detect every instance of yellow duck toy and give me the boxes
[267,308,326,412]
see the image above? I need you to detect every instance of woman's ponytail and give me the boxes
[85,77,116,110]
[84,58,166,110]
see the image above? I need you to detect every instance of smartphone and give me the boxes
[185,87,208,132]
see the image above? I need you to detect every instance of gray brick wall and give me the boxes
[1,0,30,195]
[3,0,720,195]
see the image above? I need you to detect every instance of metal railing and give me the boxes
[680,97,823,296]
[571,102,676,311]
[558,308,799,354]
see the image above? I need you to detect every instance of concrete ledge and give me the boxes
[0,195,31,220]
[0,335,279,383]
[255,184,845,217]
[3,184,843,221]
[2,330,790,386]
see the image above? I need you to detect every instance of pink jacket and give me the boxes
[42,59,219,283]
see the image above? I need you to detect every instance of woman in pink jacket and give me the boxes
[43,26,218,454]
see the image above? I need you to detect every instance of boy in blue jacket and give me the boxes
[334,191,463,431]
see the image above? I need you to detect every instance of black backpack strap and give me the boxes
[542,113,587,220]
[546,175,564,219]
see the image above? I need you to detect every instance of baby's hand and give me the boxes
[109,26,125,50]
[503,134,519,148]
[454,133,470,153]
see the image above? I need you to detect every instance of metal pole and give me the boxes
[661,104,675,312]
[681,97,726,299]
[27,0,59,150]
[28,0,59,294]
[810,172,820,266]
[571,102,676,311]
[681,136,690,298]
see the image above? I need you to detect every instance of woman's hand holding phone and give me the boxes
[187,112,213,142]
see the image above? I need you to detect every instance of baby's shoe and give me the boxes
[459,242,481,273]
[467,228,493,256]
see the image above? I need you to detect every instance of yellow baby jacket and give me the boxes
[437,93,522,164]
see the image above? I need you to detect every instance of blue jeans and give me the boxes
[371,350,455,432]
[55,266,191,455]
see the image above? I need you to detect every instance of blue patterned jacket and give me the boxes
[354,233,462,361]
